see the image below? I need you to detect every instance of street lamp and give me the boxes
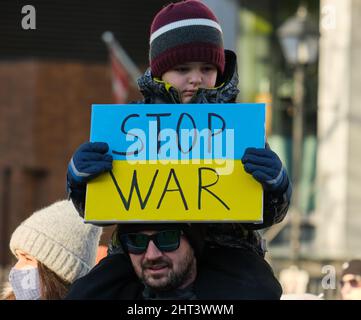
[278,5,319,66]
[277,4,319,261]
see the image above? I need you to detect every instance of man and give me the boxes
[66,223,206,300]
[66,222,282,300]
[340,259,361,300]
[116,223,205,299]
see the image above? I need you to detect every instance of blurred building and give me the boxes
[0,0,169,269]
[315,0,361,260]
[206,0,360,299]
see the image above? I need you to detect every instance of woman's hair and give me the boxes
[0,282,16,300]
[0,262,71,300]
[38,262,71,300]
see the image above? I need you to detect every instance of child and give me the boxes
[66,0,292,299]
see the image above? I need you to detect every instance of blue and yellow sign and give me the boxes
[84,103,265,223]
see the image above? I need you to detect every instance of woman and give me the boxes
[1,199,102,300]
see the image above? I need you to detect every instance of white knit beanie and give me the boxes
[9,200,102,283]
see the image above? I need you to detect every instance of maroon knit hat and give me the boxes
[149,0,225,77]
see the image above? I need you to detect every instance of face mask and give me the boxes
[9,266,41,300]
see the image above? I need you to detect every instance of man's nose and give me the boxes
[341,283,352,293]
[144,240,163,260]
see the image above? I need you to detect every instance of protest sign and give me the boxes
[85,103,265,223]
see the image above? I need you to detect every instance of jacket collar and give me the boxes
[142,284,196,300]
[137,50,240,104]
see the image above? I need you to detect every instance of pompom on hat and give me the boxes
[149,0,225,77]
[341,259,361,277]
[9,200,102,283]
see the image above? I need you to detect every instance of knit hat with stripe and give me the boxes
[149,0,225,77]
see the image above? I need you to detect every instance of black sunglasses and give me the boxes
[119,229,183,254]
[340,276,361,288]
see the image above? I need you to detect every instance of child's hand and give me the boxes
[241,143,288,194]
[67,142,113,186]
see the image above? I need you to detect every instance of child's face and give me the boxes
[161,62,218,103]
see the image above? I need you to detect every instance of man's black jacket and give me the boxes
[66,246,282,300]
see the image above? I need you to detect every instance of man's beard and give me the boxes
[140,250,196,291]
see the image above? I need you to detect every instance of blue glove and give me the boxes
[67,142,113,186]
[241,143,289,195]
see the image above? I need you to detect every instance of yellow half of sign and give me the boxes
[84,160,263,223]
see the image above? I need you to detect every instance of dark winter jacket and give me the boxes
[66,246,282,300]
